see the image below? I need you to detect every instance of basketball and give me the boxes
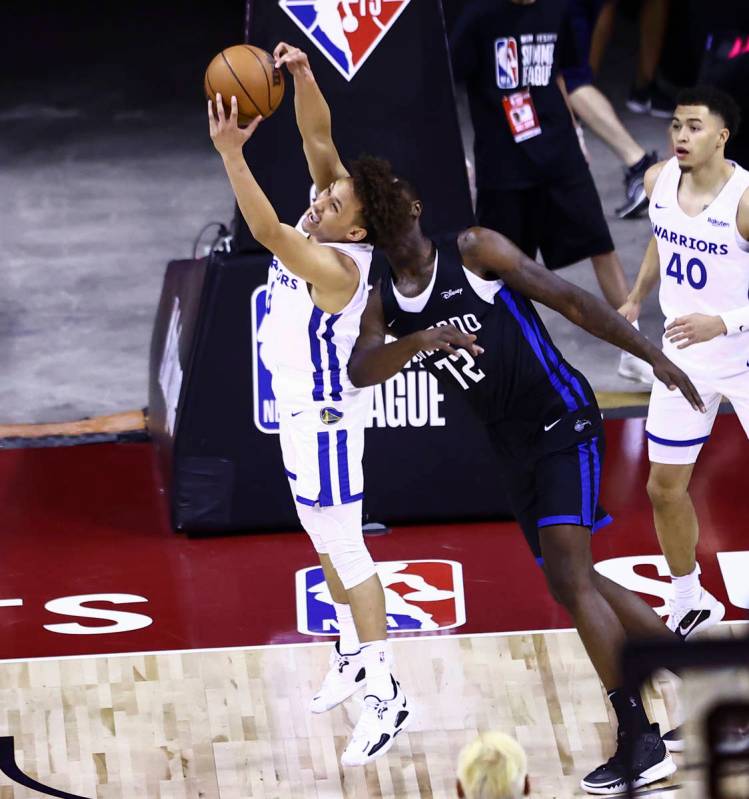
[204,45,285,125]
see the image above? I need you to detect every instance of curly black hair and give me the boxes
[349,155,415,249]
[676,85,741,136]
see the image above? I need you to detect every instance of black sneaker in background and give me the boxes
[626,82,675,118]
[580,724,677,795]
[616,150,659,219]
[626,83,651,114]
[648,83,675,118]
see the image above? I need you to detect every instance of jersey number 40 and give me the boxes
[665,251,707,290]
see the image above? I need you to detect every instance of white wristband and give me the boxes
[719,307,749,336]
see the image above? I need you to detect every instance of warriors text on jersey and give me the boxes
[380,234,599,455]
[258,218,373,404]
[650,157,749,378]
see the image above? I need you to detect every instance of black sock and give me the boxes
[608,688,651,735]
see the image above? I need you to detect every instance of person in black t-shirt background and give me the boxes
[449,0,654,386]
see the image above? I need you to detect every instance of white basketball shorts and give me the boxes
[278,386,372,507]
[646,369,749,464]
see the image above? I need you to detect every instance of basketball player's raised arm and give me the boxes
[209,95,355,293]
[274,42,349,192]
[348,282,482,387]
[459,226,705,412]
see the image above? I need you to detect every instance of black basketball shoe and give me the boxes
[580,724,676,795]
[616,151,658,219]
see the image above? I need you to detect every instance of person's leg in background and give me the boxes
[563,0,658,218]
[588,0,617,75]
[627,0,673,117]
[542,173,655,383]
[569,85,658,218]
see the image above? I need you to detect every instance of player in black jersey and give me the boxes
[348,185,704,795]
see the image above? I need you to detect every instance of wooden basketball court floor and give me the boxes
[0,415,747,797]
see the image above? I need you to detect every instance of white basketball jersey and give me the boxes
[257,218,373,404]
[650,157,749,378]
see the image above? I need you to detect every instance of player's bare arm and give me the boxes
[209,94,358,308]
[348,282,482,388]
[667,186,749,347]
[618,161,669,321]
[619,236,661,322]
[459,226,706,411]
[274,42,349,192]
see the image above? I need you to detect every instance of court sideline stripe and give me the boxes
[0,620,745,665]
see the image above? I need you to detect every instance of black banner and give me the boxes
[149,253,513,534]
[233,0,473,252]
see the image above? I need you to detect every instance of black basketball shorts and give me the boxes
[492,417,613,563]
[476,170,615,270]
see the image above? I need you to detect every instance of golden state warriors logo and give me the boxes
[320,407,344,425]
[278,1,413,81]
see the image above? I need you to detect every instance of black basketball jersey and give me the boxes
[380,234,599,453]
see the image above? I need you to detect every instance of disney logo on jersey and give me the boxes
[441,288,463,300]
[495,37,519,89]
[279,0,413,82]
[652,223,729,256]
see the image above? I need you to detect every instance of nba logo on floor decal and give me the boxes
[495,37,519,89]
[296,559,466,635]
[278,1,413,81]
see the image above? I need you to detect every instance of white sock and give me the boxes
[360,640,393,699]
[672,566,701,608]
[632,319,640,330]
[333,601,360,655]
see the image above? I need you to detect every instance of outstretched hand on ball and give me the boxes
[273,42,312,77]
[208,94,262,155]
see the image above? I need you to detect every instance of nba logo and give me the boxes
[279,1,414,81]
[250,285,279,434]
[495,37,519,89]
[296,559,466,635]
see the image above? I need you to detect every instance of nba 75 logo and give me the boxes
[296,559,466,635]
[279,0,413,81]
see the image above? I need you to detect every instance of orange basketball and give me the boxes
[204,45,285,125]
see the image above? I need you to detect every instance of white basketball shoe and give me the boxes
[340,675,411,766]
[309,642,366,713]
[666,588,725,641]
[618,351,655,385]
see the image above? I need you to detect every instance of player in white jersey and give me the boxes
[208,43,429,766]
[620,87,749,658]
